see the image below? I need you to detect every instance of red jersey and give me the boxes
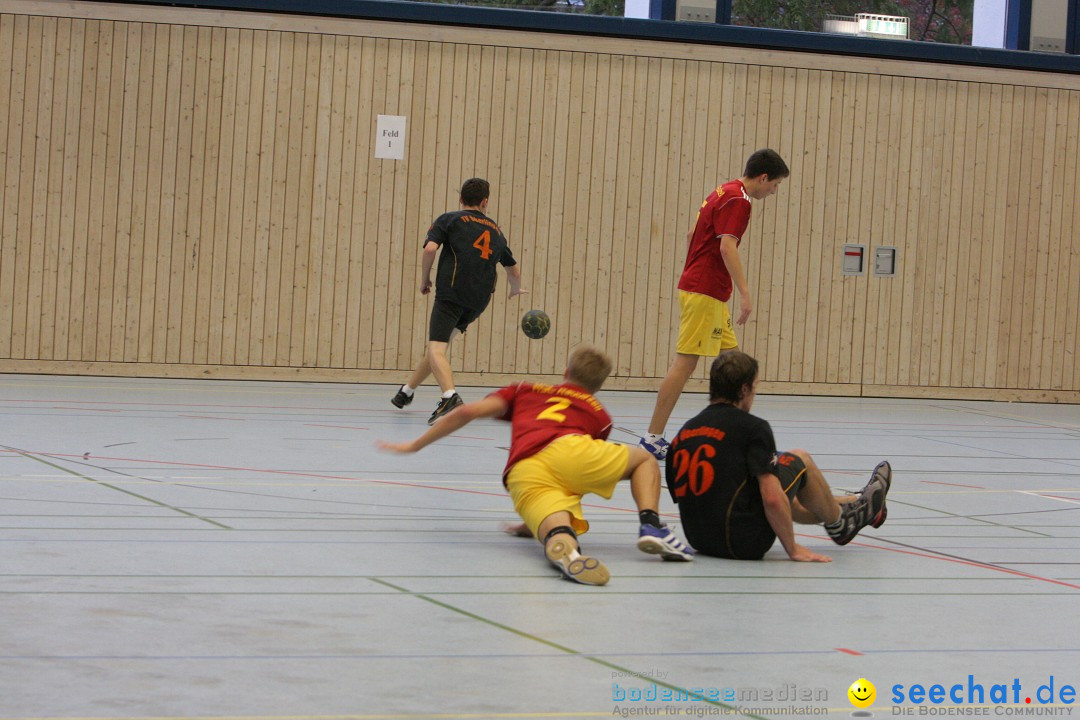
[677,179,752,302]
[490,382,613,479]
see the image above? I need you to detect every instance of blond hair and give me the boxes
[566,345,613,393]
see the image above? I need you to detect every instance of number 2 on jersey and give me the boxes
[537,397,571,423]
[473,230,493,259]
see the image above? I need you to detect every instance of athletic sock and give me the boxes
[441,389,457,399]
[401,385,415,397]
[644,433,664,445]
[639,509,662,527]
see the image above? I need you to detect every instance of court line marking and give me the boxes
[5,647,1079,661]
[845,537,1080,591]
[2,447,232,530]
[5,451,1075,586]
[367,577,768,720]
[1020,491,1080,506]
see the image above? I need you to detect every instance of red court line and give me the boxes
[4,397,1073,430]
[831,537,1080,591]
[922,480,987,489]
[3,398,371,412]
[51,406,122,412]
[1036,493,1080,504]
[0,449,510,499]
[836,648,863,656]
[7,447,1076,589]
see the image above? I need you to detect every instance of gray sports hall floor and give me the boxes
[2,374,1078,720]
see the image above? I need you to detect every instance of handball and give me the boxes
[521,309,551,340]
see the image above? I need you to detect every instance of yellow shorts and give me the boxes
[675,290,737,356]
[505,434,630,538]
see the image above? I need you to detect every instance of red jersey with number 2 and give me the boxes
[490,382,613,479]
[677,179,752,302]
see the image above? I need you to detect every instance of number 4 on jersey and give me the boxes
[473,230,493,259]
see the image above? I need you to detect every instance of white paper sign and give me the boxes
[375,115,407,160]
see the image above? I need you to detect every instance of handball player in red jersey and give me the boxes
[378,345,694,585]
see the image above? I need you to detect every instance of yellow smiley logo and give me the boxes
[848,678,876,709]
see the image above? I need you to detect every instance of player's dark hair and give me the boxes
[744,149,789,180]
[460,178,490,207]
[566,345,613,394]
[709,350,759,404]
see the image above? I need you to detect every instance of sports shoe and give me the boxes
[427,393,463,425]
[391,387,413,408]
[639,436,670,461]
[829,460,892,546]
[637,523,695,561]
[867,460,892,529]
[545,536,610,585]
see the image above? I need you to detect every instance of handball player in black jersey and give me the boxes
[391,178,526,424]
[667,350,892,562]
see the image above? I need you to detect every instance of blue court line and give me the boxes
[3,648,1078,662]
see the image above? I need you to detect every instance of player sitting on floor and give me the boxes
[667,350,891,563]
[377,345,694,585]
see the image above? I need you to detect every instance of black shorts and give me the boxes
[693,451,808,560]
[429,298,485,343]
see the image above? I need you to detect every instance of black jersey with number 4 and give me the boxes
[427,210,517,311]
[665,403,780,557]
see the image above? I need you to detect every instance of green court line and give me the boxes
[369,577,770,720]
[8,450,232,530]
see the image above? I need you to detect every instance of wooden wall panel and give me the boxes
[1,1,1078,403]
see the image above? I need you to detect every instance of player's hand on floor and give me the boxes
[499,521,533,538]
[788,544,832,563]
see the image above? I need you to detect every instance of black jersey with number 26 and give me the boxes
[427,210,517,311]
[665,403,781,556]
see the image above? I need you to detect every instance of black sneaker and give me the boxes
[829,460,892,546]
[391,386,413,408]
[867,461,892,529]
[428,393,463,425]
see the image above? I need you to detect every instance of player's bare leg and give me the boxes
[402,330,461,394]
[647,353,701,437]
[626,447,663,511]
[789,449,851,525]
[405,355,432,391]
[427,340,454,393]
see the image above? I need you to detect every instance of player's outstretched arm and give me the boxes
[759,472,831,563]
[376,395,508,454]
[505,264,527,298]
